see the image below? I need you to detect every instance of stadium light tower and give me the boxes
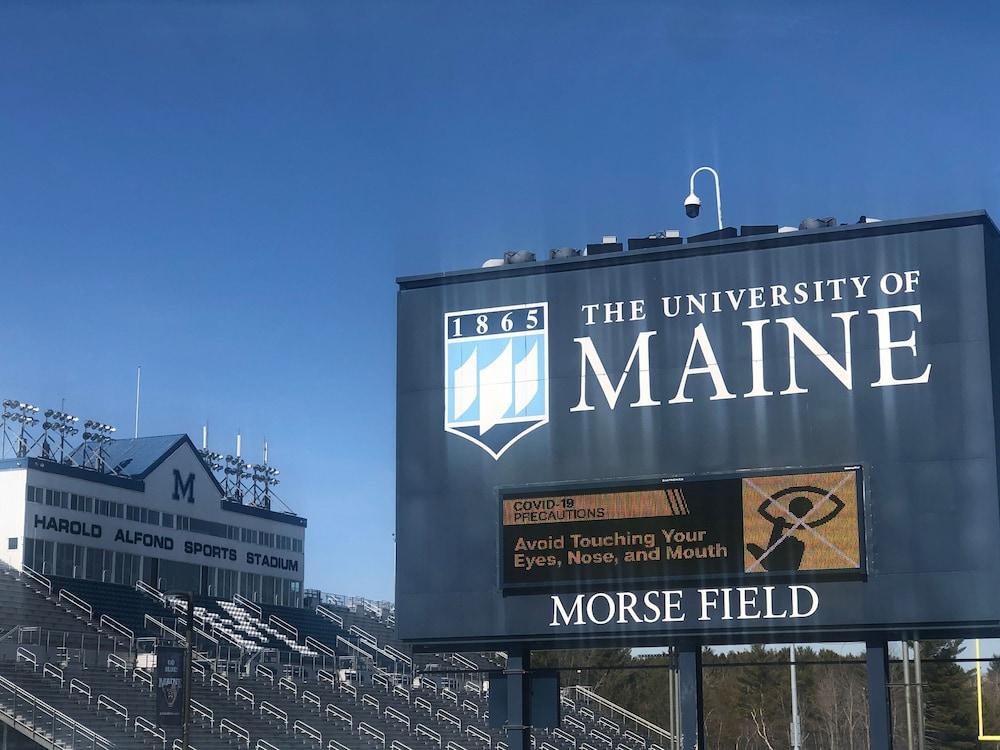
[684,166,723,230]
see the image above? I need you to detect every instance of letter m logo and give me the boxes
[172,470,195,503]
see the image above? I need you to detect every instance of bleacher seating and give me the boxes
[0,569,673,750]
[49,575,178,636]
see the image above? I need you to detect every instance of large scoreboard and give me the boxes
[396,211,1000,649]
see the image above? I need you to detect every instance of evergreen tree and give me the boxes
[920,640,977,749]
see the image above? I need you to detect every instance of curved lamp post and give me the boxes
[684,166,723,230]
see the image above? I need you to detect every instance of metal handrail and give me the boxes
[580,707,596,721]
[553,727,577,747]
[317,669,336,688]
[144,614,188,645]
[21,565,51,596]
[294,719,322,745]
[326,703,352,729]
[338,681,357,698]
[393,684,411,703]
[305,635,337,659]
[421,675,438,693]
[16,646,37,670]
[192,698,214,728]
[568,686,670,745]
[235,686,255,708]
[597,717,620,734]
[269,614,298,641]
[328,740,352,750]
[302,690,321,710]
[448,742,470,750]
[464,680,482,695]
[58,588,93,620]
[448,653,478,671]
[414,696,432,713]
[259,700,288,729]
[134,715,166,748]
[256,664,274,684]
[622,730,647,747]
[385,705,410,729]
[220,717,250,748]
[99,614,135,645]
[97,694,129,726]
[70,677,92,704]
[233,593,262,618]
[210,672,230,694]
[358,722,385,748]
[393,741,415,750]
[315,605,343,628]
[565,716,586,733]
[173,740,197,750]
[384,644,411,666]
[361,693,379,711]
[437,708,461,729]
[42,662,64,687]
[107,653,128,673]
[136,579,165,604]
[279,675,298,697]
[373,673,390,691]
[467,724,492,746]
[336,635,374,663]
[133,668,154,691]
[589,729,613,748]
[416,723,442,748]
[0,672,112,750]
[257,740,281,750]
[462,699,480,716]
[349,625,376,647]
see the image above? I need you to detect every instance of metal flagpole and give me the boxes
[902,640,915,750]
[913,641,926,750]
[790,644,801,750]
[134,366,141,438]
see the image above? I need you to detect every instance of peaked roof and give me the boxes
[68,433,225,495]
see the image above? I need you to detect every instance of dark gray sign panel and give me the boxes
[396,212,1000,649]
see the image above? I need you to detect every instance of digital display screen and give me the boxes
[501,468,864,589]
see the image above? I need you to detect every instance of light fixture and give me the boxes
[684,166,723,230]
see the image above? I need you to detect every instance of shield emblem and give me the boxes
[444,303,549,459]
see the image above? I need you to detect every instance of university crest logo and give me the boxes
[444,302,549,459]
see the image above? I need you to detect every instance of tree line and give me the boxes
[535,640,1000,749]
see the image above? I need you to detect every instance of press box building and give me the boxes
[0,432,306,606]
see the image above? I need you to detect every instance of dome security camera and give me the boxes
[684,192,701,219]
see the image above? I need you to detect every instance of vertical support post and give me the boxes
[902,641,914,750]
[182,592,194,750]
[677,646,704,750]
[866,639,893,750]
[506,647,531,750]
[790,644,801,750]
[667,649,675,750]
[913,641,926,750]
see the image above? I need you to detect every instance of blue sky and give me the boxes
[0,1,997,601]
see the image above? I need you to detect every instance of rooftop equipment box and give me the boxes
[396,211,1000,650]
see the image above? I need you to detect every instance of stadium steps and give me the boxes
[240,670,403,750]
[0,568,98,637]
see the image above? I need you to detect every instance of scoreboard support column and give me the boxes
[677,645,704,750]
[866,639,894,750]
[506,647,531,750]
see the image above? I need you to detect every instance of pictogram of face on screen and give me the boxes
[742,472,861,574]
